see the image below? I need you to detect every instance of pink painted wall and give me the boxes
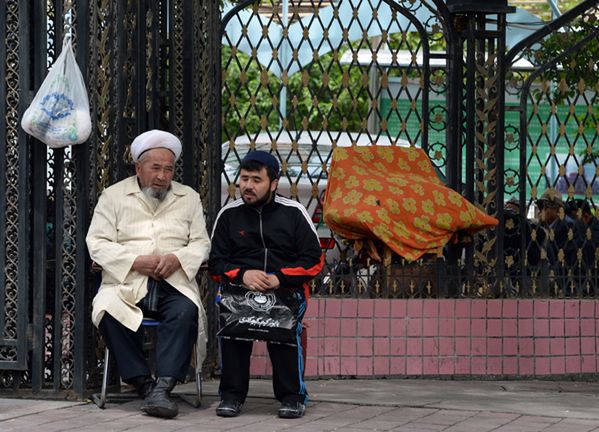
[249,299,599,378]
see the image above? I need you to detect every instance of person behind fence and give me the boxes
[209,150,323,419]
[86,130,211,419]
[537,188,578,293]
[503,197,545,292]
[567,199,599,293]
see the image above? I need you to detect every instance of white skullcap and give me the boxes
[130,129,182,162]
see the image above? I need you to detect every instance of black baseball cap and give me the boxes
[241,150,280,174]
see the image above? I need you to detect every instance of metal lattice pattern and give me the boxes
[221,0,450,298]
[195,1,210,198]
[41,0,59,386]
[197,0,221,372]
[172,0,185,181]
[57,147,78,389]
[46,0,79,393]
[0,0,597,400]
[145,7,154,114]
[1,0,21,363]
[503,1,599,297]
[94,0,116,194]
[465,20,504,297]
[0,0,216,396]
[122,0,138,166]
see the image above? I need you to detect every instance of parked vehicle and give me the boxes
[222,131,410,227]
[221,130,411,292]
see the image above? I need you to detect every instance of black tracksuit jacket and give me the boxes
[208,195,324,293]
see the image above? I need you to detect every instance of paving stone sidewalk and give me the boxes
[2,378,599,431]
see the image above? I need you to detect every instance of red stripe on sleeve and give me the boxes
[225,268,240,281]
[280,254,324,277]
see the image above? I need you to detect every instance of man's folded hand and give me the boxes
[132,255,161,277]
[155,253,181,279]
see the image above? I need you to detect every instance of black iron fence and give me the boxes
[0,0,220,398]
[0,0,598,399]
[220,0,599,300]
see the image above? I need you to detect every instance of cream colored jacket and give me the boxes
[86,176,211,363]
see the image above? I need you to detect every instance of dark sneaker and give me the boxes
[216,399,243,417]
[278,401,306,419]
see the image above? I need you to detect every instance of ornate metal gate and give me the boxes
[219,0,599,300]
[220,0,459,298]
[503,1,599,296]
[1,0,598,399]
[219,0,527,298]
[0,0,220,398]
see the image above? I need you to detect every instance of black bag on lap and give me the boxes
[217,284,300,346]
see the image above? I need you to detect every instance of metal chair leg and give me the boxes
[92,347,110,409]
[179,343,202,408]
[194,342,202,407]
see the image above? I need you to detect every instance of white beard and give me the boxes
[142,187,167,210]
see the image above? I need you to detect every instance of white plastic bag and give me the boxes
[21,36,91,148]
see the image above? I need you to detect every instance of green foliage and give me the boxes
[221,46,371,137]
[220,0,453,138]
[534,14,599,96]
[221,46,282,139]
[285,51,369,132]
[531,8,599,161]
[222,28,442,138]
[559,0,585,10]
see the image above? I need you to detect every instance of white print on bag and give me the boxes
[238,316,281,328]
[245,291,276,312]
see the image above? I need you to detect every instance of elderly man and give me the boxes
[86,130,211,419]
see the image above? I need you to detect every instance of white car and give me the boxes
[221,131,410,245]
[221,131,412,204]
[221,130,411,251]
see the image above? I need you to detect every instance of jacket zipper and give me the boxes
[257,208,268,271]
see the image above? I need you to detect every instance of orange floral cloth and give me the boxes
[323,146,498,261]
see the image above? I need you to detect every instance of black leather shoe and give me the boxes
[278,401,306,419]
[141,376,179,419]
[216,399,243,417]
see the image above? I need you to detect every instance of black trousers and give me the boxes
[219,335,307,404]
[98,281,198,383]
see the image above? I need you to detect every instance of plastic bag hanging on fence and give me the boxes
[21,35,91,148]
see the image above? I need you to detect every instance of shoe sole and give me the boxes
[278,410,305,419]
[141,405,178,419]
[216,408,241,418]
